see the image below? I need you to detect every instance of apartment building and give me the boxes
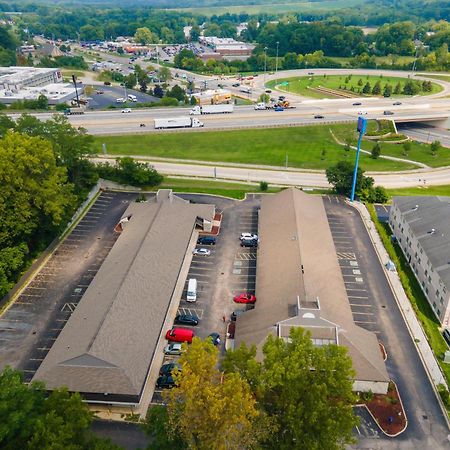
[389,196,450,326]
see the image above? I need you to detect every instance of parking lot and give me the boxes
[324,195,449,449]
[0,191,137,381]
[87,86,158,110]
[152,194,260,401]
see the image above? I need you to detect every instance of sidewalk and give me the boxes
[349,200,449,427]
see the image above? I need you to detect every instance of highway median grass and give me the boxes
[94,124,418,172]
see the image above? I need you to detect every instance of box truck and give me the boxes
[189,104,234,115]
[154,117,204,129]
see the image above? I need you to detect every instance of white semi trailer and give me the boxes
[189,104,234,115]
[154,117,204,129]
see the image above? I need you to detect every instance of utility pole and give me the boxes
[350,116,368,202]
[263,46,268,87]
[275,41,279,74]
[285,152,288,168]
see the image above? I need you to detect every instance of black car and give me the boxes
[241,238,258,248]
[208,332,221,346]
[314,114,325,119]
[231,309,246,321]
[157,374,175,389]
[175,314,199,326]
[383,110,394,115]
[103,81,111,86]
[278,96,286,101]
[197,236,216,245]
[159,362,181,376]
[352,102,362,106]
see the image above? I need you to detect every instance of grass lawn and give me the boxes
[94,124,415,172]
[145,177,282,199]
[267,74,442,99]
[387,185,450,197]
[367,204,450,387]
[417,74,450,82]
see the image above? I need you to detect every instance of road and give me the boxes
[398,123,450,148]
[93,156,450,189]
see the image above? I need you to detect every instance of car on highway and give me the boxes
[240,233,258,241]
[174,314,199,326]
[383,110,394,115]
[96,90,104,94]
[278,96,286,101]
[314,114,325,119]
[156,374,175,389]
[265,89,272,93]
[274,106,284,112]
[103,81,111,86]
[352,102,362,106]
[208,332,221,346]
[121,108,132,113]
[116,98,126,103]
[393,101,402,105]
[358,111,368,115]
[193,248,211,256]
[163,342,183,355]
[308,72,315,75]
[159,362,181,376]
[232,83,240,87]
[234,293,256,304]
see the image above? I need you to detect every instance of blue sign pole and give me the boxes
[350,116,368,202]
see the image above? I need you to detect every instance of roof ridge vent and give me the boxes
[412,204,419,211]
[428,228,436,234]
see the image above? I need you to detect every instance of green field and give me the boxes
[387,185,450,197]
[173,0,363,15]
[95,124,420,172]
[417,74,450,82]
[267,74,442,99]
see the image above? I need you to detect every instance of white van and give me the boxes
[186,278,197,303]
[127,94,137,102]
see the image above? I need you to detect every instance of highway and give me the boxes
[13,97,449,135]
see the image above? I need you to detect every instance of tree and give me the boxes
[134,27,157,45]
[224,328,358,450]
[0,131,75,250]
[326,160,374,199]
[371,143,381,159]
[362,81,371,94]
[402,141,411,156]
[260,181,269,191]
[161,338,269,450]
[0,367,120,449]
[158,66,172,82]
[190,25,201,42]
[166,84,185,102]
[371,81,381,95]
[383,83,392,97]
[430,140,441,156]
[393,82,402,95]
[153,85,164,98]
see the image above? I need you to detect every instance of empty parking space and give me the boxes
[0,191,138,381]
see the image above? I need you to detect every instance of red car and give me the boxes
[233,293,256,304]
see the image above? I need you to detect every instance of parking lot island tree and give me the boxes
[157,338,272,450]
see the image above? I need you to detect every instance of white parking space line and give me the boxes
[352,311,374,316]
[355,320,377,325]
[190,260,215,265]
[346,288,367,292]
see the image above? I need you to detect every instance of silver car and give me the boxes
[164,343,183,355]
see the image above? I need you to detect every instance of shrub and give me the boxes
[259,181,268,192]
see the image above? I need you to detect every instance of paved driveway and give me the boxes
[323,196,449,449]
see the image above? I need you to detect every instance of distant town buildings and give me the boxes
[199,36,255,60]
[389,196,450,326]
[0,67,82,104]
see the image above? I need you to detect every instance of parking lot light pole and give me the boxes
[275,41,279,74]
[263,46,268,86]
[350,116,368,202]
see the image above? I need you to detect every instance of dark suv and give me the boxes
[197,236,216,245]
[241,238,257,248]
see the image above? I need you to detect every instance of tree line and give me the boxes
[0,113,162,298]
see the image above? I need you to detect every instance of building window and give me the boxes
[425,269,428,276]
[433,301,436,309]
[440,298,444,305]
[428,276,432,283]
[438,309,441,317]
[425,287,429,294]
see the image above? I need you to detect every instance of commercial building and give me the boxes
[0,67,81,105]
[199,36,255,60]
[235,188,389,394]
[33,190,215,405]
[389,196,450,326]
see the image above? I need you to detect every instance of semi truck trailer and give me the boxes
[189,104,234,115]
[154,117,204,129]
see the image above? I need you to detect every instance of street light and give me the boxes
[263,46,268,86]
[275,41,279,74]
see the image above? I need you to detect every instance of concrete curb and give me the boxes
[348,200,450,430]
